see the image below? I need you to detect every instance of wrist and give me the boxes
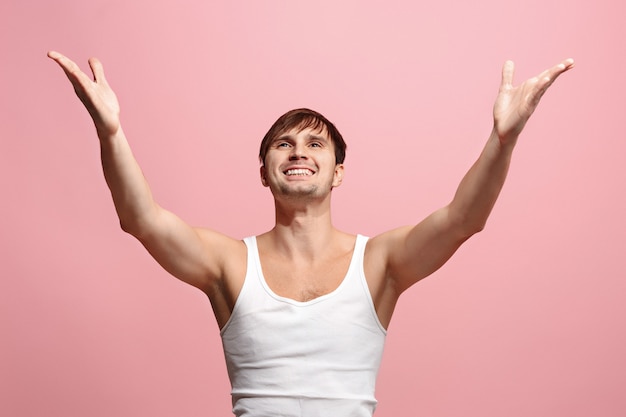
[493,125,518,144]
[490,127,517,155]
[96,124,123,142]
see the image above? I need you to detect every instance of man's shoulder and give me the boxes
[193,227,248,269]
[365,225,413,254]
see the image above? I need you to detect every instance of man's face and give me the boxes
[260,126,344,200]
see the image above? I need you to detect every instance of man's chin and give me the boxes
[273,185,324,199]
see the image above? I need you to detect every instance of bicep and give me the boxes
[131,206,240,291]
[384,206,472,293]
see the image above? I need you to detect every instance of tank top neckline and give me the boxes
[249,234,366,307]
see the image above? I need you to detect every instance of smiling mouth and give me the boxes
[284,169,314,176]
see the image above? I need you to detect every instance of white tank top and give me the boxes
[220,235,387,417]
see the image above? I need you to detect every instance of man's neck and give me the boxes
[263,197,344,261]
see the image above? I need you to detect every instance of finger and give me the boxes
[548,58,575,83]
[88,57,107,84]
[47,51,90,85]
[47,50,74,75]
[526,59,573,109]
[534,58,575,99]
[47,50,62,60]
[47,50,77,72]
[559,57,575,71]
[500,60,515,90]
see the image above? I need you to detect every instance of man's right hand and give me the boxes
[48,51,121,138]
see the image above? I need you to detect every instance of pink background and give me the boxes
[2,1,625,416]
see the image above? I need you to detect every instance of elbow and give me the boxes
[117,204,160,239]
[119,217,138,236]
[456,225,484,243]
[471,218,487,234]
[471,223,486,236]
[119,216,150,239]
[446,204,489,239]
[440,205,489,241]
[451,212,487,240]
[463,219,487,238]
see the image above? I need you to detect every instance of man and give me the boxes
[48,50,574,416]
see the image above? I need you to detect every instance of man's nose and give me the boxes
[289,145,308,160]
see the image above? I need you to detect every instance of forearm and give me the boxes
[447,128,517,236]
[99,127,159,236]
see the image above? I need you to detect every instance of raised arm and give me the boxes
[372,58,574,296]
[48,52,243,294]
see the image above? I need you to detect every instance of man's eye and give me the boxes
[310,142,321,148]
[277,142,290,148]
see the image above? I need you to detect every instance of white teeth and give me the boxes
[285,169,312,176]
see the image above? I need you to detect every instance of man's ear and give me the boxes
[260,165,269,187]
[332,164,344,188]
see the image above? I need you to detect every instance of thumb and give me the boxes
[88,57,108,84]
[500,60,515,90]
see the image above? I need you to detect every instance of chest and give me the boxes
[259,250,354,302]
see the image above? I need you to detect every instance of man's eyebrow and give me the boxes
[273,134,294,142]
[307,133,329,142]
[272,133,328,143]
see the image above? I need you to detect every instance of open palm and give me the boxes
[48,51,121,137]
[493,58,574,144]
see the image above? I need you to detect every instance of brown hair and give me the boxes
[259,108,346,166]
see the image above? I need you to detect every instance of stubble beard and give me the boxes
[276,182,321,200]
[273,174,336,202]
